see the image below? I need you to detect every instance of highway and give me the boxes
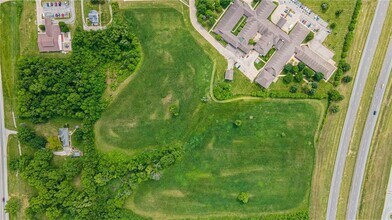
[0,64,9,220]
[326,0,390,219]
[346,37,392,219]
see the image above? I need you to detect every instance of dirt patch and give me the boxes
[161,190,186,198]
[220,167,264,177]
[206,137,215,150]
[149,111,158,120]
[108,128,120,138]
[161,91,173,105]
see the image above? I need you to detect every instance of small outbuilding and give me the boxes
[225,69,234,81]
[59,128,70,148]
[88,10,99,26]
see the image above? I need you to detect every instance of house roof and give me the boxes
[88,10,99,23]
[59,128,69,148]
[38,18,61,52]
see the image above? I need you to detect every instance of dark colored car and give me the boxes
[373,111,377,115]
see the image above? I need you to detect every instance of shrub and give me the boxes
[213,82,233,100]
[335,9,343,17]
[234,120,242,127]
[313,72,324,82]
[303,32,314,43]
[339,61,351,72]
[330,105,340,113]
[248,38,256,45]
[5,197,20,214]
[330,23,336,29]
[215,34,222,41]
[298,62,306,71]
[220,0,233,9]
[311,82,318,89]
[58,22,69,33]
[294,72,304,82]
[284,64,293,73]
[169,105,180,117]
[308,88,316,96]
[328,89,344,102]
[237,192,249,204]
[321,2,329,12]
[292,65,299,74]
[39,24,45,31]
[342,75,353,83]
[283,74,293,84]
[290,85,298,93]
[303,67,314,78]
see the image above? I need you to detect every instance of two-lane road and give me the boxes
[346,37,392,219]
[326,0,390,219]
[0,64,9,220]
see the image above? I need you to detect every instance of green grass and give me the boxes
[95,3,324,218]
[254,59,265,70]
[300,0,356,61]
[231,15,247,36]
[7,135,36,220]
[259,48,276,62]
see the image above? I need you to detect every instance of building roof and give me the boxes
[295,45,336,80]
[38,18,61,52]
[88,10,99,24]
[214,0,336,88]
[59,128,69,148]
[225,69,234,81]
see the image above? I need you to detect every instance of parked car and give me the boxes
[59,2,61,6]
[373,111,377,115]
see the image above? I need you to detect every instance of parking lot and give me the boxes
[42,1,71,19]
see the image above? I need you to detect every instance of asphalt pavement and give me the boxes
[0,65,9,220]
[326,1,390,219]
[346,37,392,219]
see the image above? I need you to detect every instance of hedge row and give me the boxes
[250,90,327,100]
[341,0,362,59]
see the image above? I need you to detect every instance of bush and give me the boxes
[313,72,324,82]
[213,82,233,100]
[311,82,318,89]
[237,192,249,204]
[330,105,340,113]
[17,126,47,149]
[335,9,343,17]
[303,67,314,78]
[283,64,293,73]
[5,198,20,214]
[321,2,329,12]
[169,105,180,117]
[292,65,299,74]
[342,75,353,83]
[248,39,256,45]
[220,0,232,9]
[298,62,306,71]
[294,72,304,82]
[234,120,242,127]
[290,85,298,93]
[338,61,351,72]
[328,89,344,102]
[39,24,45,31]
[303,32,314,43]
[330,23,336,29]
[283,74,293,84]
[58,22,69,33]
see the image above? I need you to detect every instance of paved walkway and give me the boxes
[189,0,237,70]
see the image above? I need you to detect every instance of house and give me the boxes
[38,18,62,52]
[88,10,99,26]
[225,69,234,81]
[213,0,337,88]
[59,128,70,148]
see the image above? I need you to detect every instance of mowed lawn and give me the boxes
[95,3,323,218]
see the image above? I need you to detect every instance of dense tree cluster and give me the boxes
[17,5,141,123]
[196,0,233,28]
[213,81,233,100]
[341,0,361,59]
[17,125,47,149]
[19,145,182,219]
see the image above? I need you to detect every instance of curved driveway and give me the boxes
[326,1,390,219]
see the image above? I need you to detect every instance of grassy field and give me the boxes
[358,69,392,219]
[7,135,36,220]
[308,1,378,218]
[300,0,356,61]
[347,3,392,219]
[95,2,324,218]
